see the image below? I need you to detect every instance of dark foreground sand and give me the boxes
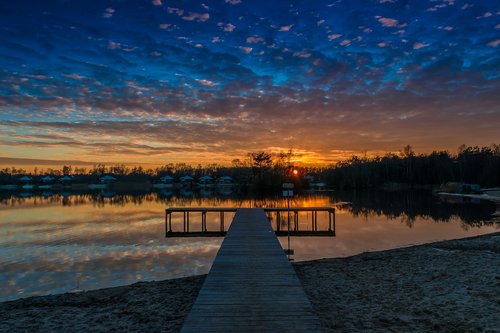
[1,232,499,332]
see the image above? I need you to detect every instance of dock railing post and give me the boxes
[202,211,206,232]
[294,210,298,231]
[165,209,168,237]
[183,212,186,232]
[328,209,332,232]
[333,207,336,234]
[220,211,224,232]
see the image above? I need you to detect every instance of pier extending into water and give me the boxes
[180,208,325,332]
[165,206,336,237]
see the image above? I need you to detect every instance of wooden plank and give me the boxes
[180,208,325,332]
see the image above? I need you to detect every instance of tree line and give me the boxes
[1,145,499,191]
[318,144,500,189]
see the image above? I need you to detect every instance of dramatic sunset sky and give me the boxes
[0,0,499,167]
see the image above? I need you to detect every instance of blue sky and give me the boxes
[0,0,499,165]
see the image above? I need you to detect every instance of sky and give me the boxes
[0,0,499,167]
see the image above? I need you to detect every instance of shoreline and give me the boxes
[1,232,499,332]
[438,191,500,205]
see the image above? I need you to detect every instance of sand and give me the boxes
[295,233,500,332]
[1,232,499,332]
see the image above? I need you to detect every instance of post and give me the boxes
[294,210,298,231]
[202,211,207,232]
[282,182,294,259]
[332,208,336,234]
[328,209,332,232]
[287,195,290,249]
[169,211,172,232]
[220,211,224,232]
[165,209,168,237]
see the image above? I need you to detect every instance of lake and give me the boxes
[0,189,498,302]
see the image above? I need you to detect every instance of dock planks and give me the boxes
[180,208,324,332]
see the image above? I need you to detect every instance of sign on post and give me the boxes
[282,183,294,197]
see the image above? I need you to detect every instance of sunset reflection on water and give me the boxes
[0,191,498,301]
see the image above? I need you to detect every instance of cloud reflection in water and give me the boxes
[0,192,498,301]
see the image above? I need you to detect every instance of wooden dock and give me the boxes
[180,208,325,332]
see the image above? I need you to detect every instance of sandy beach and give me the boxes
[1,232,499,332]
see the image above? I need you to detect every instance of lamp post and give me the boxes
[282,182,294,259]
[282,168,298,260]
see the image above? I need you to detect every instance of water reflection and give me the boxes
[331,190,497,226]
[0,190,498,301]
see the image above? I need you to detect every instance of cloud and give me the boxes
[293,50,311,58]
[167,7,184,16]
[487,39,500,48]
[182,12,210,22]
[195,79,218,87]
[476,12,493,19]
[225,0,241,4]
[377,17,399,27]
[61,73,86,80]
[102,8,115,18]
[246,36,265,43]
[279,24,294,31]
[224,23,236,32]
[107,41,121,50]
[327,34,342,40]
[413,42,430,49]
[239,46,253,54]
[1,0,499,165]
[0,156,100,166]
[152,0,162,6]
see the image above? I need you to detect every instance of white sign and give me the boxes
[283,190,293,197]
[282,183,294,189]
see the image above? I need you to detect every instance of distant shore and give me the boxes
[1,232,499,332]
[438,191,500,205]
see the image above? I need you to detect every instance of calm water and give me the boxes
[0,189,498,302]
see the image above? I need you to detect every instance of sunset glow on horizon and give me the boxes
[1,0,499,168]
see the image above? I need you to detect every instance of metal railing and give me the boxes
[165,207,335,237]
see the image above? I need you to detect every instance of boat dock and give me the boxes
[180,208,325,332]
